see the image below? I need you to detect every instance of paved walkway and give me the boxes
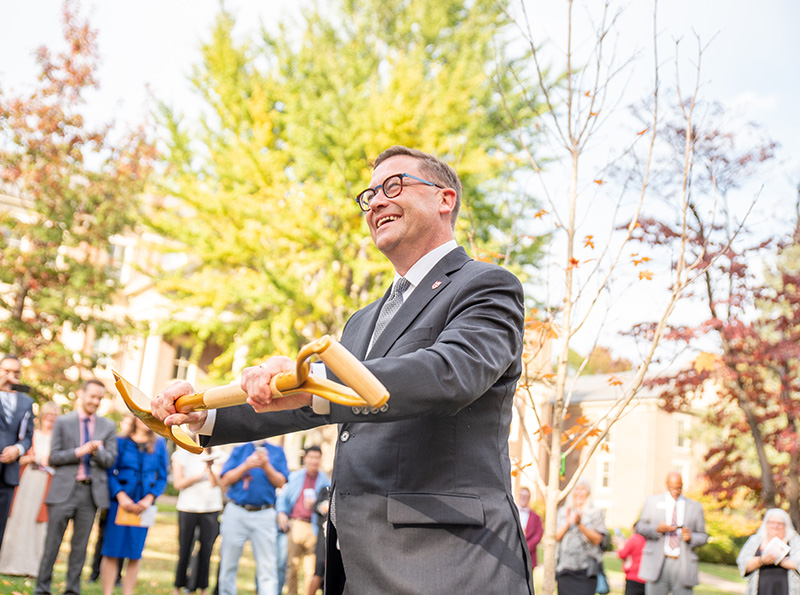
[698,570,746,594]
[607,569,746,594]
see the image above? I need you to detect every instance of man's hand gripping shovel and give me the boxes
[112,335,388,454]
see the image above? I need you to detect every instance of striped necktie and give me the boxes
[369,277,410,350]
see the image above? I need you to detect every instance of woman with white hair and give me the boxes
[737,508,800,595]
[555,479,608,594]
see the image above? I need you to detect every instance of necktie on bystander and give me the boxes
[669,502,679,549]
[81,417,92,478]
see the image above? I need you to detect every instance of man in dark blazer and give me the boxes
[154,146,533,594]
[0,354,34,550]
[35,379,117,595]
[636,471,708,595]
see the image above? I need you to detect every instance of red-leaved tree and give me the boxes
[0,0,156,398]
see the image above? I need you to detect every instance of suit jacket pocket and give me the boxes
[391,327,433,352]
[387,492,484,526]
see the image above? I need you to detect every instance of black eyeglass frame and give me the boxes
[355,173,444,212]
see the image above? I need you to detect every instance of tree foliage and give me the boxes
[503,0,780,590]
[0,0,156,398]
[150,0,545,374]
[624,101,796,521]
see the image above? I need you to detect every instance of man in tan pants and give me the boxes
[277,446,330,595]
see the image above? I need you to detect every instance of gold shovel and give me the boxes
[113,335,388,454]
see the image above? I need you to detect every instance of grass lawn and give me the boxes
[1,507,748,595]
[527,549,747,595]
[0,501,258,595]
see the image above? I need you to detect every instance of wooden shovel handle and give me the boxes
[175,336,388,411]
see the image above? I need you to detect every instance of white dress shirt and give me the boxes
[664,493,685,557]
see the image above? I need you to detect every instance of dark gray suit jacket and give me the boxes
[46,411,117,508]
[0,391,34,487]
[206,247,532,594]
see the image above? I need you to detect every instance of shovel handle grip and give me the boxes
[317,339,388,407]
[175,384,248,412]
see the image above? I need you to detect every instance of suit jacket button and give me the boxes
[351,407,362,415]
[340,430,350,442]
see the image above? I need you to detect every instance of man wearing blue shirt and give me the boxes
[219,440,288,595]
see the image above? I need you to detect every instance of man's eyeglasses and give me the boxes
[355,173,444,212]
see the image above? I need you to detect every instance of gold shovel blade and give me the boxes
[112,371,204,454]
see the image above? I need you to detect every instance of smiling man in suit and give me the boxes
[35,379,118,595]
[153,146,533,594]
[0,354,34,550]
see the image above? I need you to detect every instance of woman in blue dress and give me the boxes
[100,416,168,595]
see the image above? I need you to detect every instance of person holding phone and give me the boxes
[217,440,288,595]
[636,471,708,595]
[277,445,330,595]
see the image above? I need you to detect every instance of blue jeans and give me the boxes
[276,528,288,595]
[219,503,277,595]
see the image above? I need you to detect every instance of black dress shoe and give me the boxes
[87,572,99,583]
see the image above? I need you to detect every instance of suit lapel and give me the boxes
[367,247,470,358]
[0,397,8,430]
[350,299,385,359]
[68,412,81,447]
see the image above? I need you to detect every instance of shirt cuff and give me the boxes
[309,363,330,415]
[311,395,331,415]
[195,410,217,436]
[15,444,24,458]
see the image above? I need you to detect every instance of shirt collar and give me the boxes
[666,492,683,505]
[395,240,458,290]
[77,410,95,423]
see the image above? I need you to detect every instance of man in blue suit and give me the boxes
[0,354,34,550]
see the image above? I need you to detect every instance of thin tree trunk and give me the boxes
[735,391,776,508]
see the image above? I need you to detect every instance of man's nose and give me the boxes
[368,191,392,212]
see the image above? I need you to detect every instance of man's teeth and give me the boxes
[378,216,398,228]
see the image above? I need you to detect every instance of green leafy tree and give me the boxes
[150,0,545,375]
[0,0,156,398]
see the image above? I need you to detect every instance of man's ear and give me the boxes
[438,188,457,216]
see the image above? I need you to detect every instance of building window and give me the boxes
[600,460,612,489]
[676,418,691,449]
[107,242,127,280]
[173,345,192,380]
[93,334,118,369]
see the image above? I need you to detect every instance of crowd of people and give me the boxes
[0,354,333,594]
[3,144,800,595]
[514,469,800,595]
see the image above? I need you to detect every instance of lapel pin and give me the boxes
[431,281,442,290]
